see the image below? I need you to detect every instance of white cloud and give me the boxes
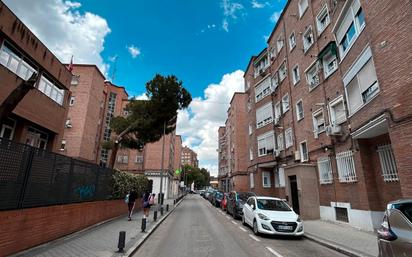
[3,0,111,75]
[220,0,245,32]
[177,70,245,176]
[127,45,141,58]
[270,9,283,23]
[263,34,269,42]
[134,92,148,100]
[251,0,269,9]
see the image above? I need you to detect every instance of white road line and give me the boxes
[248,234,261,242]
[225,216,231,220]
[231,220,237,225]
[238,226,247,232]
[265,246,283,257]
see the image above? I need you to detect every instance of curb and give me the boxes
[123,195,186,257]
[303,233,374,257]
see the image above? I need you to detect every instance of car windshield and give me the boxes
[216,192,223,199]
[237,193,254,203]
[256,199,291,211]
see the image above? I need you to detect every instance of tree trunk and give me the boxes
[0,73,38,125]
[108,139,120,169]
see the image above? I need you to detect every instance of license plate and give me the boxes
[278,225,292,230]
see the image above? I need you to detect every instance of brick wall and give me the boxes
[0,200,137,257]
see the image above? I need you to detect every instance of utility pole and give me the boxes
[159,121,166,205]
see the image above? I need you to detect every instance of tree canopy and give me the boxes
[182,164,210,189]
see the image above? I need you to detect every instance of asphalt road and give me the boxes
[133,194,347,257]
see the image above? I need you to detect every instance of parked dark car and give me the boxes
[377,199,412,257]
[226,191,256,219]
[212,191,224,207]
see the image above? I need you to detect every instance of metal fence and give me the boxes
[0,138,115,211]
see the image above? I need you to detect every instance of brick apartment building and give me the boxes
[181,146,199,167]
[218,93,249,192]
[60,65,106,163]
[238,0,412,231]
[0,2,71,152]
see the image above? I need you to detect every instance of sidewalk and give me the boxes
[11,198,180,257]
[303,220,379,257]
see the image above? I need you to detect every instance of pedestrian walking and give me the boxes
[127,189,138,221]
[142,191,150,219]
[149,193,156,207]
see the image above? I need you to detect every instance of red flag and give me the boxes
[68,55,74,72]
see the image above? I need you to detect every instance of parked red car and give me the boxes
[221,193,228,211]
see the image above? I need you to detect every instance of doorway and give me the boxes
[289,175,300,214]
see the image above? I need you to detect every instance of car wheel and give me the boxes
[232,210,237,219]
[242,215,246,226]
[253,220,260,235]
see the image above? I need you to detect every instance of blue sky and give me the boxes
[5,0,286,175]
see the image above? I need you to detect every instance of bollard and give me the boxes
[117,231,126,252]
[166,204,169,212]
[160,206,164,216]
[154,210,158,221]
[173,199,176,205]
[141,217,146,232]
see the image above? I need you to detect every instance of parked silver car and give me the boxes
[377,199,412,257]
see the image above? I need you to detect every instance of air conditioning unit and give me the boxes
[294,151,301,161]
[326,125,342,136]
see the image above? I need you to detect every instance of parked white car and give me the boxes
[242,196,304,236]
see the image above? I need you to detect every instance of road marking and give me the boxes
[249,234,261,242]
[238,226,247,232]
[265,246,283,257]
[225,216,231,220]
[231,220,237,225]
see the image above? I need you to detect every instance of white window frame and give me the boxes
[316,5,330,35]
[298,0,308,18]
[377,144,398,182]
[245,80,250,91]
[329,96,347,125]
[250,173,255,188]
[254,76,272,102]
[262,171,271,188]
[303,26,314,53]
[257,131,275,157]
[271,72,279,91]
[38,75,65,105]
[300,140,308,162]
[296,100,304,121]
[0,118,16,140]
[275,167,286,188]
[323,51,338,78]
[274,101,281,124]
[313,108,326,137]
[277,133,284,151]
[336,150,357,182]
[282,94,289,113]
[317,157,333,184]
[289,32,296,51]
[256,102,273,129]
[278,62,287,82]
[135,156,144,163]
[292,64,300,85]
[305,61,320,90]
[249,148,254,160]
[0,42,38,80]
[248,123,253,135]
[277,35,284,53]
[285,128,293,148]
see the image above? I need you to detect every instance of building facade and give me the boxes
[181,146,198,167]
[218,93,249,192]
[243,0,412,231]
[61,65,106,163]
[0,2,71,152]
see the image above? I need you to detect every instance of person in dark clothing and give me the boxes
[142,191,150,218]
[127,190,138,221]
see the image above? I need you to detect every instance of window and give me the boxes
[277,36,284,52]
[316,5,330,34]
[250,173,255,188]
[135,156,144,163]
[317,157,333,184]
[285,128,293,148]
[282,94,289,113]
[38,76,65,105]
[26,127,48,150]
[278,62,287,82]
[248,123,253,135]
[117,155,128,164]
[343,47,379,115]
[254,77,271,102]
[323,52,338,78]
[262,171,271,188]
[277,133,284,151]
[257,131,275,157]
[313,108,326,137]
[298,0,308,18]
[303,26,314,52]
[256,103,273,128]
[271,72,279,91]
[269,47,276,60]
[289,32,296,50]
[377,144,398,182]
[69,96,75,106]
[249,148,254,160]
[300,141,308,162]
[274,102,281,123]
[275,167,286,187]
[0,42,37,80]
[296,100,304,121]
[71,75,80,86]
[290,65,299,85]
[329,96,346,125]
[306,62,320,90]
[60,140,66,151]
[0,118,16,140]
[335,0,366,58]
[336,150,357,182]
[254,54,270,78]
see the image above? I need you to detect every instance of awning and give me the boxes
[318,42,338,59]
[351,114,389,139]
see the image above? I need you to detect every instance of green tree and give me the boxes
[182,164,210,189]
[108,74,192,168]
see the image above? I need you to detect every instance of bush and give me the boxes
[112,170,149,199]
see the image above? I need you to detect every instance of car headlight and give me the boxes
[258,213,270,221]
[297,215,301,222]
